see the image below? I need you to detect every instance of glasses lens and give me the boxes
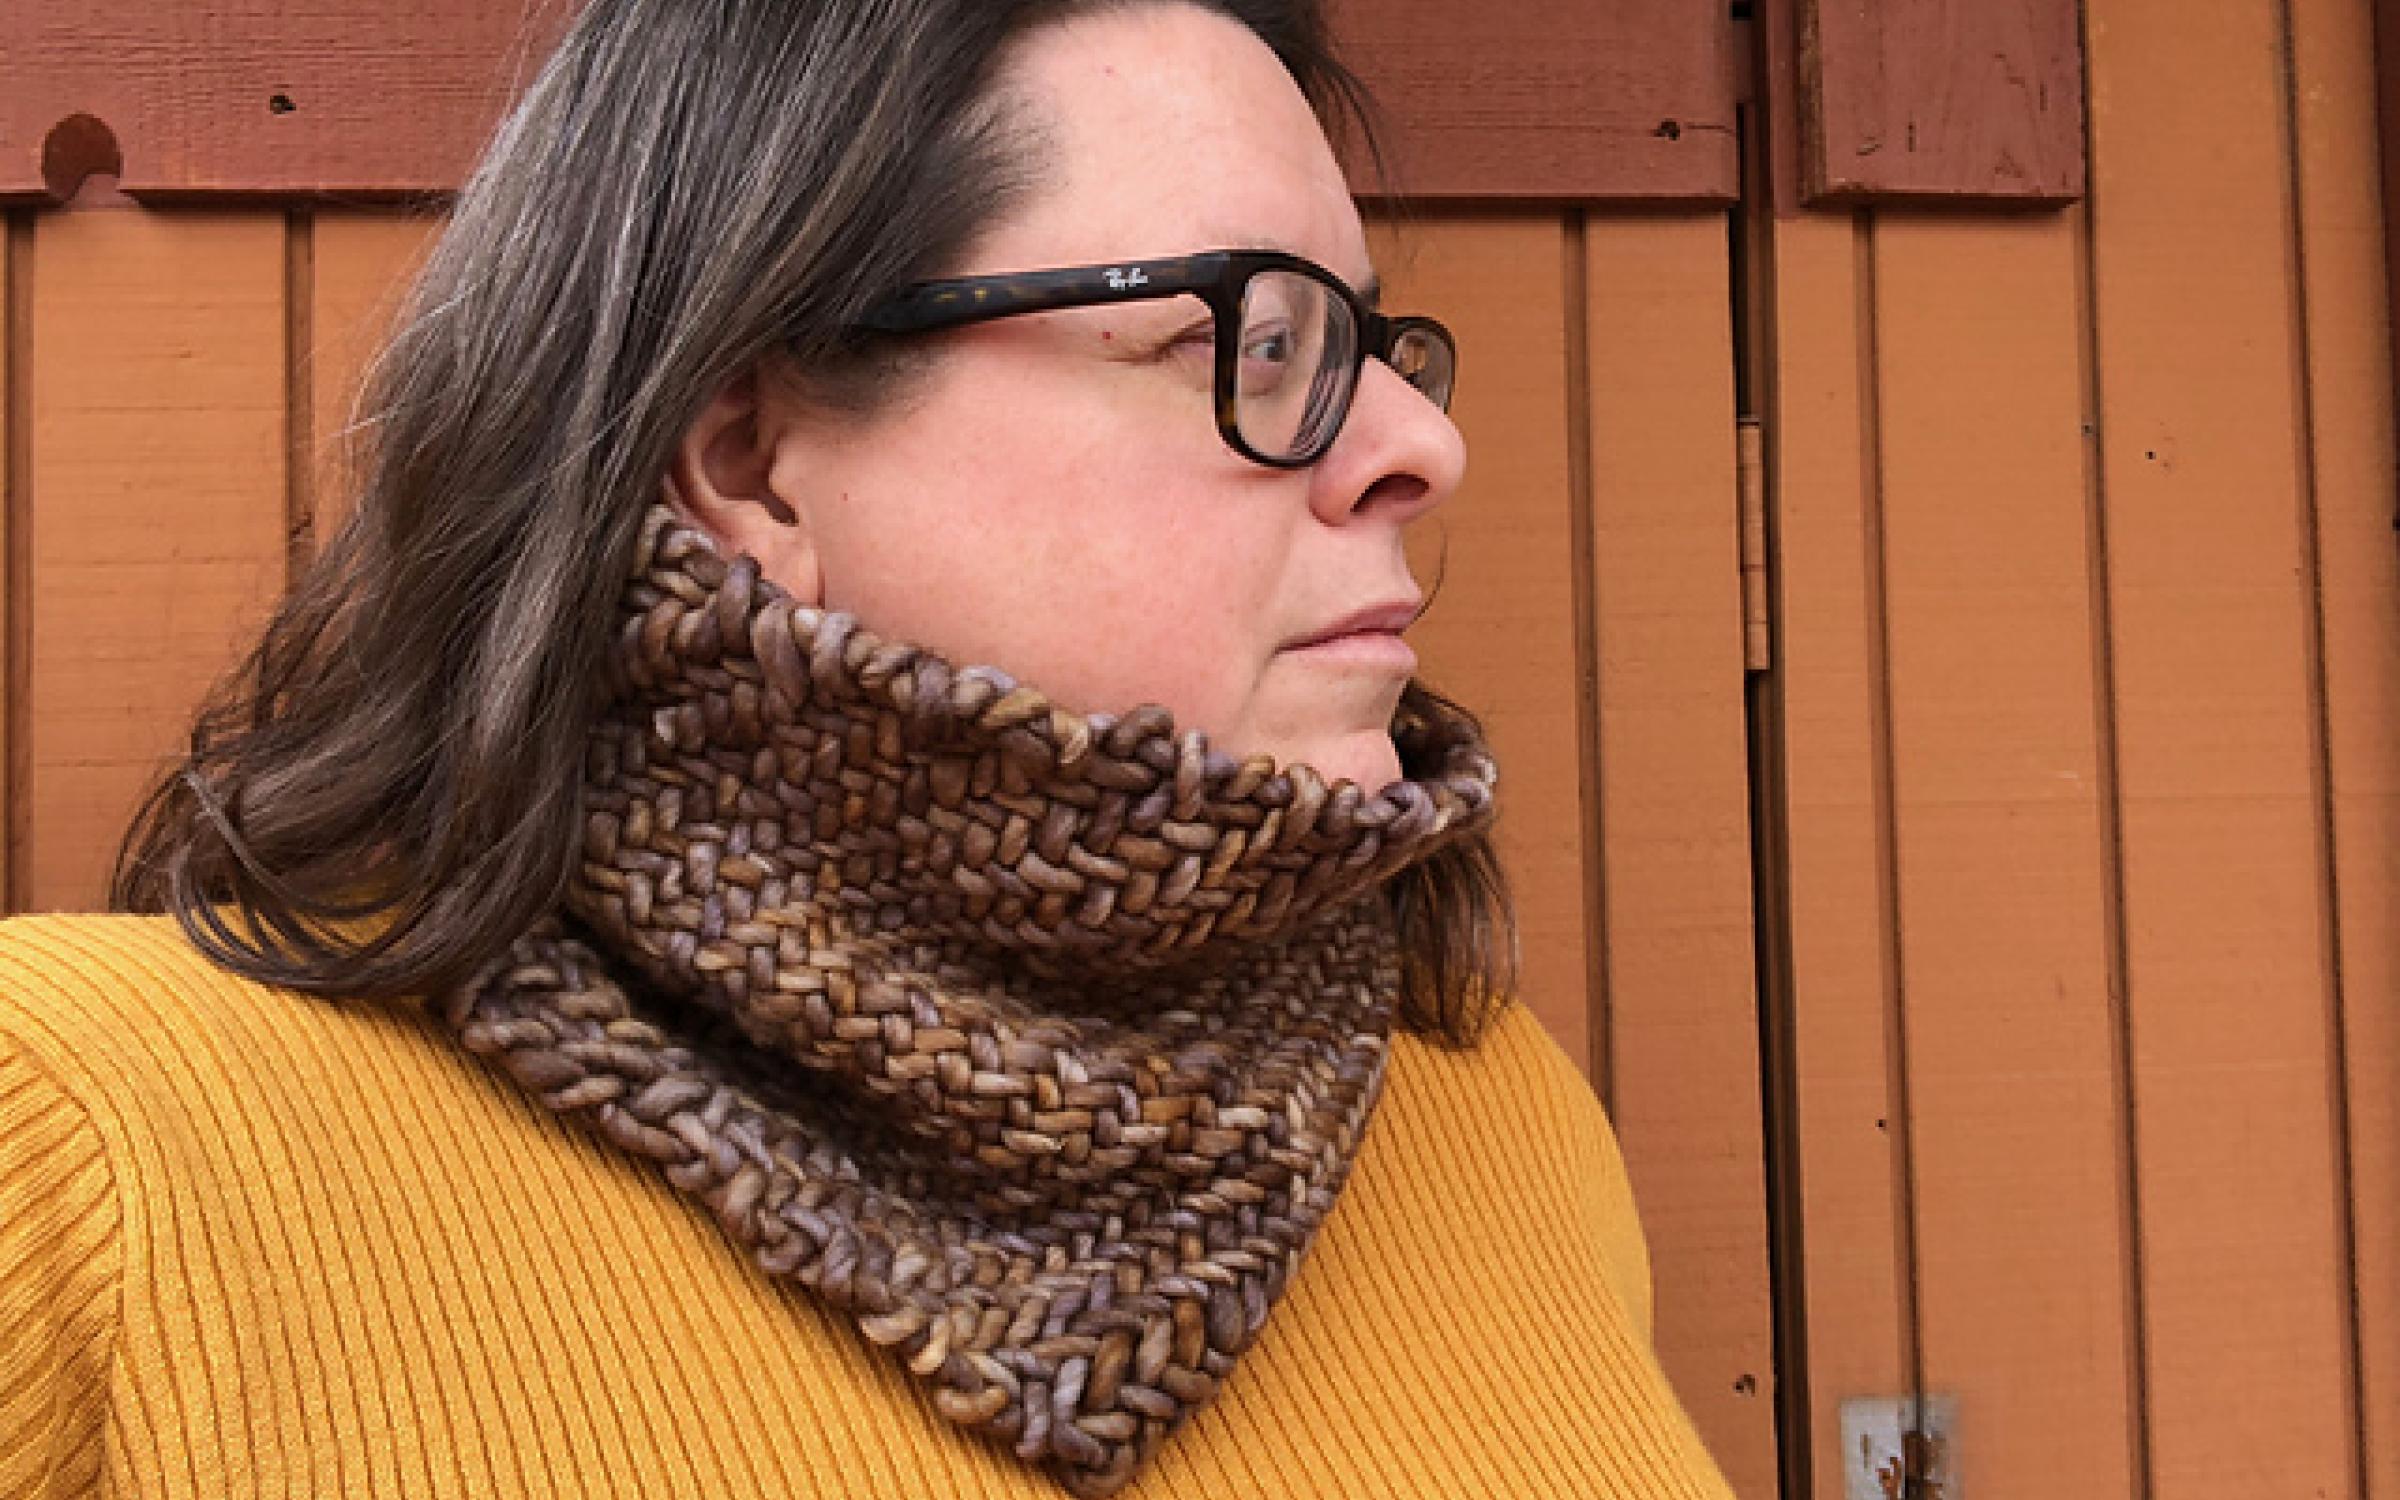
[1388,322,1456,411]
[1233,269,1357,462]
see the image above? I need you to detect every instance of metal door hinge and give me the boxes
[1841,1393,1960,1500]
[1737,415,1771,672]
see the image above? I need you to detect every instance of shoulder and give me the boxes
[1382,995,1631,1181]
[1374,996,1658,1340]
[0,912,454,1129]
[0,911,561,1254]
[0,909,352,1041]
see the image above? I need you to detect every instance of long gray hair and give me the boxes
[110,0,1519,1043]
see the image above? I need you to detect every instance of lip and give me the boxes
[1282,600,1424,651]
[1285,629,1418,673]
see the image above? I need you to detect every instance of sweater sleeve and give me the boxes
[0,1028,122,1498]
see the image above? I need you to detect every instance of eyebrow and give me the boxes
[1201,231,1380,306]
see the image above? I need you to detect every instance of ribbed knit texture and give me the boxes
[0,912,1736,1499]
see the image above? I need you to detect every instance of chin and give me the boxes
[1297,734,1403,795]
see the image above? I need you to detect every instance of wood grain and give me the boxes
[1797,0,2086,202]
[23,207,287,910]
[1,214,16,914]
[3,1,1736,205]
[305,212,440,544]
[1582,210,1778,1497]
[2379,0,2400,524]
[2292,0,2400,1488]
[1327,0,1737,201]
[2083,0,2359,1488]
[1761,207,1916,1500]
[1377,213,1597,1075]
[0,2,567,203]
[1871,213,2134,1500]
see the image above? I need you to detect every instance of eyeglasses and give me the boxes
[854,249,1456,468]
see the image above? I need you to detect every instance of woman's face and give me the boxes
[675,2,1466,794]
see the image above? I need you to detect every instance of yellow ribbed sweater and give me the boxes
[0,913,1736,1499]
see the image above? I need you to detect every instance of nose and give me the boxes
[1307,355,1468,527]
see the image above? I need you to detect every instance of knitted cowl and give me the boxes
[443,500,1503,1496]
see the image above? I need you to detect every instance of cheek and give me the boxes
[802,368,1290,732]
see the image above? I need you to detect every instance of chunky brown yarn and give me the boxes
[443,500,1501,1496]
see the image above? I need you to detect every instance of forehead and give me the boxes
[979,4,1371,282]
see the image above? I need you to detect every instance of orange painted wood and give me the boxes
[2083,0,2359,1488]
[1797,0,2086,202]
[306,212,439,543]
[0,4,569,204]
[2,2,1736,205]
[2292,0,2400,1487]
[24,207,288,911]
[1870,215,2135,1499]
[1760,210,1916,1500]
[1581,212,1777,1496]
[2379,0,2400,491]
[1377,214,1598,1076]
[1,215,16,913]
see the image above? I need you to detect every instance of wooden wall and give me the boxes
[1757,0,2398,1498]
[0,0,2392,1497]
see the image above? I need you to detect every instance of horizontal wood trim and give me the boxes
[1795,0,2087,203]
[0,3,571,205]
[0,1,1737,206]
[1327,0,1737,201]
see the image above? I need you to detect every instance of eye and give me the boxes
[1242,323,1296,365]
[1236,318,1302,397]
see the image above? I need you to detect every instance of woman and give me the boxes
[0,1,1740,1495]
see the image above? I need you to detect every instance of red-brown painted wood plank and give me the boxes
[1327,0,1737,201]
[1796,0,2086,203]
[1,1,1736,205]
[0,3,568,204]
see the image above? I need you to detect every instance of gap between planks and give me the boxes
[1560,208,1614,1108]
[1849,208,1930,1434]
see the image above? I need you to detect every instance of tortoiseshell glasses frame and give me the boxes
[854,248,1457,469]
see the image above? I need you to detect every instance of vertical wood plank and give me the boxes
[1,212,16,914]
[2291,0,2400,1488]
[25,206,286,910]
[1580,212,1777,1497]
[1872,214,2137,1500]
[307,210,440,543]
[1376,214,1598,1076]
[2082,0,2359,1489]
[1762,209,1916,1500]
[2377,0,2400,517]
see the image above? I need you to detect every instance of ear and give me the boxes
[665,365,825,605]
